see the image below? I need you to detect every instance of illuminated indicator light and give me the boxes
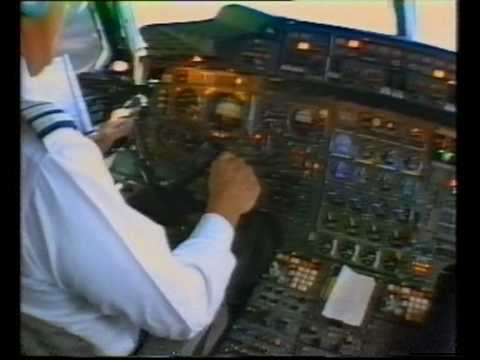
[417,263,430,268]
[297,41,311,50]
[204,87,216,95]
[347,40,361,48]
[235,77,244,85]
[235,92,247,102]
[372,117,382,127]
[386,121,395,129]
[192,55,203,62]
[433,69,446,78]
[441,152,455,162]
[175,87,181,92]
[111,60,129,72]
[448,80,456,85]
[319,109,329,118]
[448,179,457,188]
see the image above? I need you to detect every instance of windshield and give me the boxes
[130,0,456,51]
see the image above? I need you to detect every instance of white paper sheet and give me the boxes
[21,55,93,135]
[322,266,376,326]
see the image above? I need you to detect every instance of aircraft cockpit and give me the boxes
[22,1,456,356]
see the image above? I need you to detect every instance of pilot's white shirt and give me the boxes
[21,124,237,355]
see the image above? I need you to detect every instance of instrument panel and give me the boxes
[223,22,456,112]
[138,66,455,282]
[86,5,456,355]
[142,5,456,114]
[131,63,455,355]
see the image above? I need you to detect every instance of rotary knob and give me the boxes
[327,212,337,222]
[272,338,282,347]
[368,224,381,241]
[303,325,319,334]
[348,217,357,228]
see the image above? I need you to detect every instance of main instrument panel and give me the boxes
[86,5,456,356]
[138,65,455,284]
[134,63,455,355]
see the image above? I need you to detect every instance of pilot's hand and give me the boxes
[207,152,261,228]
[93,108,138,153]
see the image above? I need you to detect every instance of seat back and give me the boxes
[21,313,99,356]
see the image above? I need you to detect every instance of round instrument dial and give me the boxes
[289,108,326,137]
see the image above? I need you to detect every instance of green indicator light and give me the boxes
[441,152,455,162]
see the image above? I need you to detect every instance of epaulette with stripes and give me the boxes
[21,99,78,140]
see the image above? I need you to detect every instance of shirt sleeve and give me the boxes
[32,128,237,339]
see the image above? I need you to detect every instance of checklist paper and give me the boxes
[322,266,376,326]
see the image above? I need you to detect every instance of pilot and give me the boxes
[21,2,266,355]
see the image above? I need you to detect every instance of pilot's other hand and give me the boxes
[207,152,261,227]
[93,108,138,153]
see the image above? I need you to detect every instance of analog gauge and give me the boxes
[290,108,325,137]
[371,117,383,128]
[331,133,353,156]
[385,120,397,131]
[213,97,244,130]
[318,108,329,120]
[209,95,245,141]
[291,109,314,136]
